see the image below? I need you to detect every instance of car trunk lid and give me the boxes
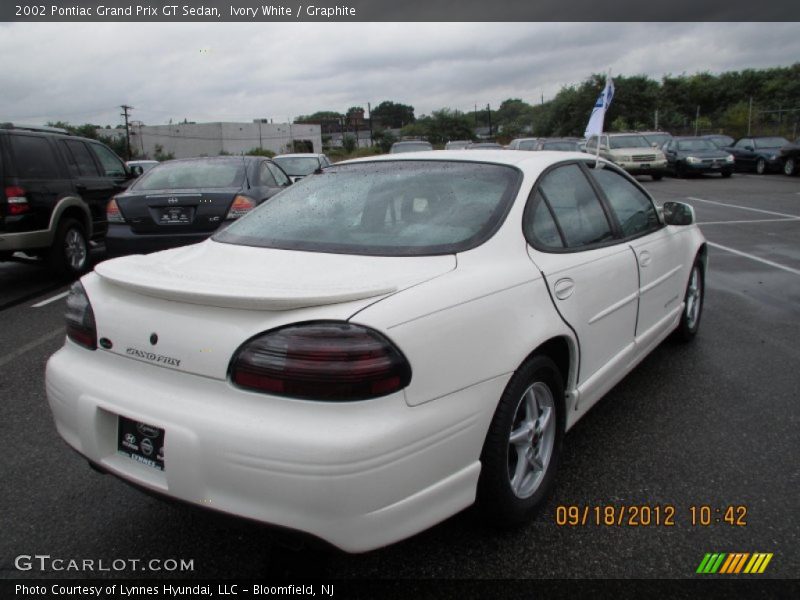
[115,188,240,234]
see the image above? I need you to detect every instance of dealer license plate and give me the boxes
[117,416,165,471]
[158,206,193,224]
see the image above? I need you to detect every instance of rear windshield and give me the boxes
[214,160,522,256]
[273,156,320,177]
[676,139,718,151]
[133,158,245,190]
[391,142,433,153]
[609,135,650,149]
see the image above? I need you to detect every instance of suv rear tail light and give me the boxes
[226,195,256,220]
[5,186,29,215]
[65,281,97,350]
[106,197,124,223]
[230,322,412,401]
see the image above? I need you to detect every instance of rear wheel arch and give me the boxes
[50,197,93,239]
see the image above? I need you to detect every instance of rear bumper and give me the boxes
[105,224,212,256]
[46,342,498,552]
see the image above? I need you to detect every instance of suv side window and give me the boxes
[536,164,614,249]
[61,140,101,177]
[9,134,61,178]
[89,143,126,177]
[266,162,290,186]
[589,168,661,238]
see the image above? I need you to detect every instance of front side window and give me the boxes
[734,138,752,149]
[266,162,290,186]
[214,160,521,256]
[589,168,660,238]
[535,164,613,249]
[89,143,126,177]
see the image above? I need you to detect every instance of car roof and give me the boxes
[341,150,597,173]
[275,153,325,158]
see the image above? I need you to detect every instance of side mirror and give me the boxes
[744,146,753,151]
[662,201,695,226]
[129,165,144,177]
[651,142,659,148]
[599,144,609,151]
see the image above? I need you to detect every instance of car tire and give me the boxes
[675,163,686,178]
[477,355,565,527]
[652,173,663,181]
[48,218,89,277]
[755,158,766,175]
[673,258,704,343]
[784,157,797,176]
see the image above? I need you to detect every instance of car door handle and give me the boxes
[553,278,575,300]
[638,250,652,267]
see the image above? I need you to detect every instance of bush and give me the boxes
[246,147,276,157]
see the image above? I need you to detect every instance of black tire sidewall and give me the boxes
[477,355,565,527]
[675,259,704,342]
[49,218,88,277]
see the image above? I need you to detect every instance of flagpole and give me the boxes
[595,69,611,169]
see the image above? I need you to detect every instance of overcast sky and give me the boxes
[3,22,799,127]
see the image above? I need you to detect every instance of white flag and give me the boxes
[584,76,615,138]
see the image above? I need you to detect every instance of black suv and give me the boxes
[0,123,135,275]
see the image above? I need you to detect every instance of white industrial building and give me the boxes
[99,120,322,159]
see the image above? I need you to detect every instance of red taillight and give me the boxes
[106,197,124,223]
[5,186,29,215]
[226,195,256,220]
[65,281,97,350]
[230,322,412,401]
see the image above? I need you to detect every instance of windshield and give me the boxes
[642,133,671,146]
[542,141,579,151]
[214,160,521,256]
[754,137,790,149]
[273,156,321,176]
[676,139,718,151]
[609,135,651,149]
[391,142,432,153]
[133,158,245,190]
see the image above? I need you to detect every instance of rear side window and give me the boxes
[536,164,613,248]
[589,168,660,238]
[9,135,60,179]
[525,191,564,248]
[61,140,101,177]
[258,162,278,187]
[266,162,290,186]
[89,144,126,177]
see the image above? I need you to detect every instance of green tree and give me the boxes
[371,101,416,128]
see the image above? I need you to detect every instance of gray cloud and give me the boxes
[2,22,799,127]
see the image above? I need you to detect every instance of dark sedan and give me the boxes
[724,136,790,174]
[663,137,735,178]
[779,138,800,176]
[105,156,291,255]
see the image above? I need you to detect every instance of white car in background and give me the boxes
[46,151,706,552]
[271,153,331,183]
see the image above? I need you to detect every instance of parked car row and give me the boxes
[1,123,338,275]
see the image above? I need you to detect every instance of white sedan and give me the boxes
[46,151,706,552]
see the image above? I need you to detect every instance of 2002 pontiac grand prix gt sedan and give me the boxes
[46,151,706,552]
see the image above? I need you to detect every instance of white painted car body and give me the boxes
[46,151,706,552]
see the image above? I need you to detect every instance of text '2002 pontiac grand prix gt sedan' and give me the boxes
[46,151,706,552]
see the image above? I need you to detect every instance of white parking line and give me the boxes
[687,196,800,219]
[699,217,800,225]
[31,291,69,308]
[0,328,64,368]
[708,242,800,276]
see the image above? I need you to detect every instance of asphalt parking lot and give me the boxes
[0,173,798,582]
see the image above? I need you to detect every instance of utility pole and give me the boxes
[694,105,700,136]
[747,97,753,137]
[654,108,659,130]
[120,105,133,160]
[367,102,373,147]
[487,103,492,137]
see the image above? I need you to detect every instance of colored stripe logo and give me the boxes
[696,553,773,574]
